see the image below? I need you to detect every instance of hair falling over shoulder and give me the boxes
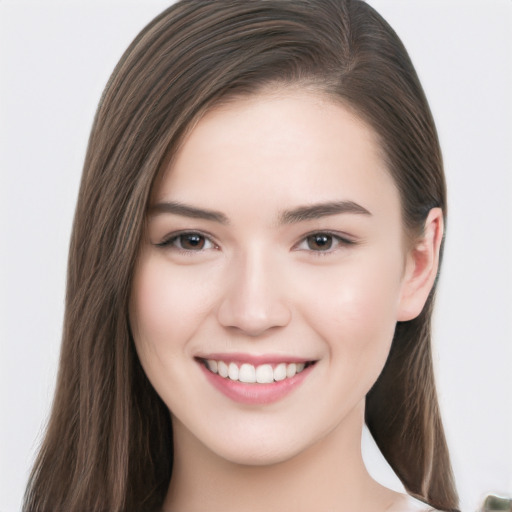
[24,1,459,511]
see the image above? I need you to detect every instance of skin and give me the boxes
[130,89,443,512]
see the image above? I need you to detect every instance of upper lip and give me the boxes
[195,352,315,366]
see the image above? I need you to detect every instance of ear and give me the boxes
[397,208,444,322]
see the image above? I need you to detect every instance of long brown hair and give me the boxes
[24,1,459,510]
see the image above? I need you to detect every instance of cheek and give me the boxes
[129,254,221,415]
[129,254,211,365]
[130,267,176,351]
[297,253,403,371]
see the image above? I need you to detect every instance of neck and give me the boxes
[162,401,400,512]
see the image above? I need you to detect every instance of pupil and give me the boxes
[308,234,332,250]
[182,234,205,250]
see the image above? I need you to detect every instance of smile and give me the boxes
[202,359,312,384]
[197,355,317,405]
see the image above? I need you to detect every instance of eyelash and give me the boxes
[156,231,219,254]
[155,230,356,255]
[293,231,356,255]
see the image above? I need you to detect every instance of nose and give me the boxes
[216,250,292,337]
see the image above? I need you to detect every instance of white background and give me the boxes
[1,1,511,511]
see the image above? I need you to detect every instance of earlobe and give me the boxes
[397,208,444,322]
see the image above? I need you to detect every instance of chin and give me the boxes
[195,416,334,469]
[213,440,305,467]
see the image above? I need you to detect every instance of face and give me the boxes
[130,90,414,466]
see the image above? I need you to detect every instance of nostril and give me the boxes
[217,300,292,336]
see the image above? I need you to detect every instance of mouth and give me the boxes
[196,355,317,405]
[198,358,316,384]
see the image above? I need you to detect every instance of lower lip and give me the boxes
[199,362,314,405]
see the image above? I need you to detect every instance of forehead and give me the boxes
[153,90,400,223]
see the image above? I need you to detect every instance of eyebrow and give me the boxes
[149,199,371,225]
[279,200,371,224]
[149,201,230,224]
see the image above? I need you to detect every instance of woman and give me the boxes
[23,1,459,510]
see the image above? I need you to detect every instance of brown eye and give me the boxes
[156,232,216,251]
[178,233,206,250]
[294,232,355,254]
[306,234,333,251]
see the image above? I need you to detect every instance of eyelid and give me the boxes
[153,229,357,254]
[293,230,357,253]
[155,230,219,251]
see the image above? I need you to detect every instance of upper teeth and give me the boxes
[206,360,307,384]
